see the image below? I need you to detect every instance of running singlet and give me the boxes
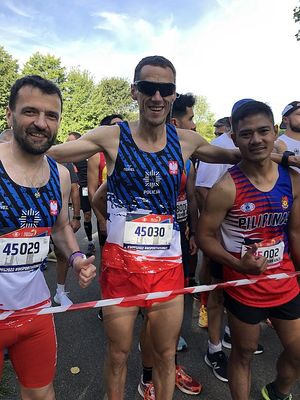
[98,152,107,186]
[0,157,62,310]
[221,164,299,307]
[102,122,184,273]
[176,159,191,223]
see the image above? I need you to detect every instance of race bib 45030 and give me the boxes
[123,213,173,250]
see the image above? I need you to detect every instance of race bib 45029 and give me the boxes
[0,227,51,272]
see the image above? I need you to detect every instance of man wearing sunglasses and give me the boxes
[49,55,240,400]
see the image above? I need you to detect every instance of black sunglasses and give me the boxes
[134,80,176,97]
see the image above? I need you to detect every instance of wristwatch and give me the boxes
[280,151,295,168]
[73,216,81,220]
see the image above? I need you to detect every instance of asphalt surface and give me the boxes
[2,218,300,400]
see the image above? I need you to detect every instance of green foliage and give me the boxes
[89,77,138,127]
[58,68,95,141]
[21,52,66,85]
[294,3,300,40]
[0,50,215,139]
[193,95,215,142]
[0,46,19,131]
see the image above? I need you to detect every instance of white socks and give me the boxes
[208,340,222,354]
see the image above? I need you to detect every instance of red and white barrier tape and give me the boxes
[1,270,299,321]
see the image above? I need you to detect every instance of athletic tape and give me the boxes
[1,270,300,320]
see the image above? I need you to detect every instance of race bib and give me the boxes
[176,199,188,222]
[241,237,284,269]
[0,228,50,272]
[82,187,88,197]
[123,213,173,250]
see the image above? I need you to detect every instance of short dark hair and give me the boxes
[214,117,231,130]
[9,75,63,111]
[171,93,196,119]
[68,131,81,139]
[134,55,176,82]
[100,114,123,126]
[231,101,274,133]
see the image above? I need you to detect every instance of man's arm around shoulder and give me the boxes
[178,128,240,165]
[48,125,120,165]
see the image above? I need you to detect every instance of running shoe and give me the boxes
[222,332,264,354]
[54,290,73,306]
[198,305,208,328]
[204,350,228,382]
[177,336,188,352]
[221,331,232,349]
[144,384,155,400]
[175,365,202,395]
[261,383,292,399]
[86,241,96,257]
[138,376,155,399]
[47,251,57,263]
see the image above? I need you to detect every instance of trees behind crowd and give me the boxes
[295,2,300,40]
[0,46,216,142]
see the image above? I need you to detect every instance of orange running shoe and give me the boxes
[175,365,202,395]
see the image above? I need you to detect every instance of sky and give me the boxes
[0,0,299,123]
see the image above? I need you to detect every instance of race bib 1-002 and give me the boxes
[123,213,173,250]
[241,236,284,270]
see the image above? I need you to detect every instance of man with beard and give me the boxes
[0,75,96,400]
[275,102,300,171]
[49,55,240,400]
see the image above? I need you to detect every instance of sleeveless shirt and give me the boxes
[221,164,299,307]
[102,122,184,273]
[0,157,62,310]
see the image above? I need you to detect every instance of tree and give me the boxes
[0,47,19,131]
[89,77,138,127]
[58,68,96,141]
[22,52,66,85]
[294,3,300,40]
[193,95,216,142]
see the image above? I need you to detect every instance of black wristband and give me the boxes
[280,151,295,168]
[73,216,81,220]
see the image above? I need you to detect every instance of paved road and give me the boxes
[2,220,300,400]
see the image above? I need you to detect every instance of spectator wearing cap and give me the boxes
[275,101,300,171]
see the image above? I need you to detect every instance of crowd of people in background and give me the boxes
[1,55,300,400]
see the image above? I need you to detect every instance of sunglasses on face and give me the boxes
[134,80,176,97]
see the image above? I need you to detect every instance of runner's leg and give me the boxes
[147,295,184,400]
[271,317,300,394]
[227,311,260,400]
[103,305,139,400]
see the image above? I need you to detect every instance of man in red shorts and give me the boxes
[198,100,300,400]
[0,75,96,400]
[49,55,240,400]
